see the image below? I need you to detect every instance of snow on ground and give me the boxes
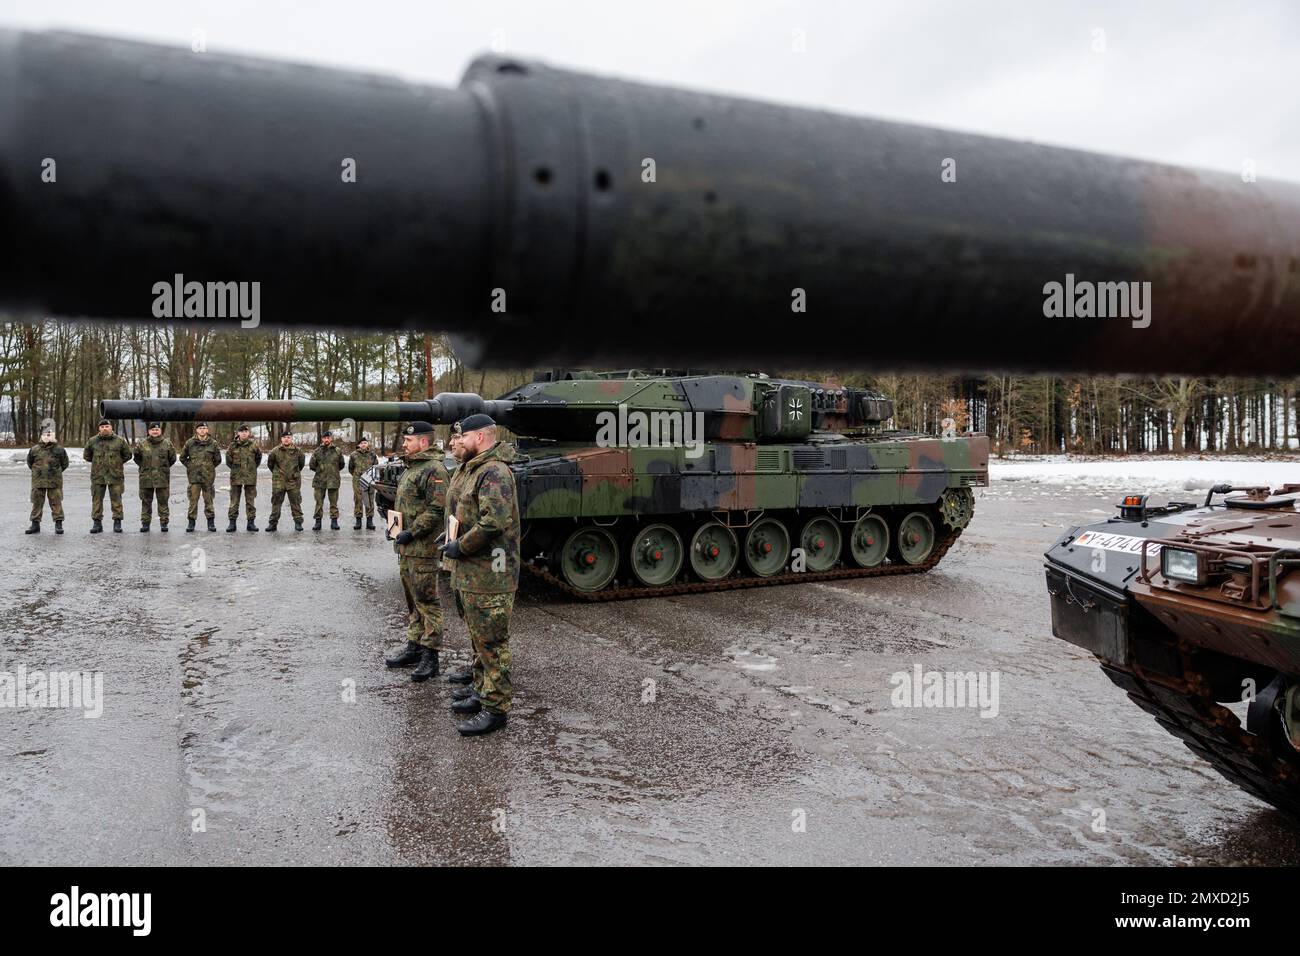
[989,455,1300,495]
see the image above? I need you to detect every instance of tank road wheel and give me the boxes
[893,511,936,566]
[689,522,739,582]
[938,487,975,530]
[559,526,620,592]
[798,516,842,572]
[629,523,684,587]
[743,518,790,578]
[847,513,890,568]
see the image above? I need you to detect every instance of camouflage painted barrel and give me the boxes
[3,30,1299,375]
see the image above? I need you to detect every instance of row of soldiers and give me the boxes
[25,419,380,534]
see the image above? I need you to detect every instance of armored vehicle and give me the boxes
[103,370,988,599]
[1046,486,1300,818]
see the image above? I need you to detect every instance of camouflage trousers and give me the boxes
[458,590,514,714]
[352,479,374,518]
[436,570,468,648]
[399,556,442,650]
[140,486,170,524]
[187,482,216,520]
[313,485,339,519]
[271,487,303,522]
[228,483,257,520]
[90,482,124,521]
[30,486,64,522]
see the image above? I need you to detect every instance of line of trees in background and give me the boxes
[1,320,1296,456]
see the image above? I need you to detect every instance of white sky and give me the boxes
[3,0,1296,178]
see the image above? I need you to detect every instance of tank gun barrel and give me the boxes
[99,396,517,426]
[5,29,1300,376]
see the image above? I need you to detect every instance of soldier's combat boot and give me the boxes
[160,522,168,533]
[294,520,303,532]
[140,522,150,533]
[411,649,439,682]
[266,520,277,532]
[90,520,103,534]
[207,517,217,532]
[313,517,322,531]
[447,667,473,685]
[354,516,362,530]
[385,641,422,668]
[24,521,39,534]
[247,520,259,532]
[186,519,196,532]
[54,521,63,535]
[330,518,340,531]
[450,694,481,715]
[227,518,237,533]
[457,710,507,736]
[451,684,475,701]
[112,519,123,533]
[366,516,375,531]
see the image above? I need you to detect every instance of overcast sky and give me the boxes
[5,0,1297,179]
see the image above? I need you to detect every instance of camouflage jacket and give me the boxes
[394,448,449,560]
[439,461,469,572]
[82,433,132,485]
[27,441,70,490]
[450,442,520,594]
[308,444,344,489]
[133,435,178,489]
[266,445,306,491]
[348,447,378,480]
[179,436,222,486]
[225,438,263,485]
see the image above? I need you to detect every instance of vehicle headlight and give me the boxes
[1161,547,1204,585]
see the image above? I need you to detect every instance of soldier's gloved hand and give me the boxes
[395,530,414,546]
[442,539,461,560]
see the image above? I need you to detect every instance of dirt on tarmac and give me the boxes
[2,466,1299,865]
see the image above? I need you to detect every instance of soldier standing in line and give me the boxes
[266,430,306,532]
[309,430,344,531]
[348,435,379,530]
[26,418,69,535]
[441,424,474,686]
[384,421,450,682]
[132,421,177,533]
[83,417,132,534]
[180,422,221,532]
[441,414,520,737]
[225,423,262,532]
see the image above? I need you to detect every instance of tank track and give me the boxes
[1100,650,1300,819]
[522,526,963,601]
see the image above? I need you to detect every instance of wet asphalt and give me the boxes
[2,469,1299,866]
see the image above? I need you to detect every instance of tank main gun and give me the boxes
[6,29,1299,376]
[99,394,516,428]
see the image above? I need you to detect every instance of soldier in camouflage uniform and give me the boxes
[309,431,344,531]
[441,426,474,685]
[385,421,450,682]
[84,418,132,533]
[266,430,306,532]
[348,436,379,530]
[26,419,69,534]
[180,422,222,532]
[225,424,262,532]
[133,420,178,532]
[442,414,520,736]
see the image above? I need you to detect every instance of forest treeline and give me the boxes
[1,320,1295,455]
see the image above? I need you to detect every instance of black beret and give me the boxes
[281,429,293,438]
[195,421,208,428]
[236,423,251,431]
[357,435,370,443]
[403,421,435,436]
[147,421,161,429]
[321,430,332,437]
[97,417,111,426]
[458,413,495,433]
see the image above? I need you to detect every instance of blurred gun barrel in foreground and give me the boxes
[3,29,1299,375]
